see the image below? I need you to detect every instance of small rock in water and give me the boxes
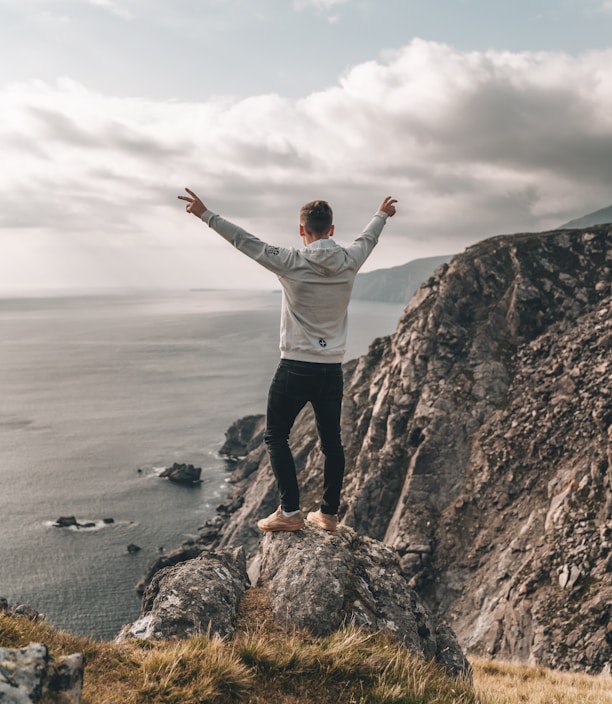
[159,462,202,485]
[54,516,78,528]
[127,543,142,554]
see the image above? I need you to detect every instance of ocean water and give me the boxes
[0,289,404,639]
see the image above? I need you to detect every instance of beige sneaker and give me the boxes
[306,509,338,532]
[257,507,305,532]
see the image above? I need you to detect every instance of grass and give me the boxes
[1,589,610,703]
[472,659,612,704]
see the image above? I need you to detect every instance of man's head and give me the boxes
[299,200,334,241]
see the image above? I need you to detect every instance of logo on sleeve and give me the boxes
[266,246,280,256]
[319,339,327,348]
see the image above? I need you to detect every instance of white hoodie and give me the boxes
[201,209,389,363]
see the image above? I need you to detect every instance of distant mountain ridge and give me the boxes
[353,255,453,303]
[560,204,612,229]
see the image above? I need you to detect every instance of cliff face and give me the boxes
[215,225,612,673]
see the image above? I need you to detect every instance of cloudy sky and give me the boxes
[2,0,612,291]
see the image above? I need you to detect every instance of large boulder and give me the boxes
[135,542,208,595]
[118,547,248,642]
[253,524,470,679]
[0,643,84,704]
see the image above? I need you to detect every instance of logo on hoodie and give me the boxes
[266,246,280,256]
[319,339,327,348]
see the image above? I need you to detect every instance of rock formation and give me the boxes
[0,605,85,704]
[208,224,612,673]
[127,528,468,678]
[0,599,44,624]
[0,643,85,704]
[135,539,211,595]
[52,516,115,529]
[118,547,249,642]
[219,414,266,459]
[159,462,202,484]
[254,523,470,679]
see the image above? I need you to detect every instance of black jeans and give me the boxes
[264,359,345,515]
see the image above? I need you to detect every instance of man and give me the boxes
[178,188,397,532]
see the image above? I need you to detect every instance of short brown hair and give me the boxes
[300,200,333,237]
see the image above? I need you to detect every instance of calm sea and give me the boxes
[0,289,404,639]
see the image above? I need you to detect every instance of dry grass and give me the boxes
[1,594,610,704]
[473,658,612,704]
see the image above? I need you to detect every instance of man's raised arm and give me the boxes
[177,187,298,276]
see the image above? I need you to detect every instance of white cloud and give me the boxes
[37,10,72,24]
[2,41,612,290]
[293,0,351,11]
[32,0,136,20]
[85,0,133,19]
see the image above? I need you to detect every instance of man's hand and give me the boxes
[378,196,398,217]
[178,188,207,218]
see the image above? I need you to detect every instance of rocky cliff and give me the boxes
[209,224,612,673]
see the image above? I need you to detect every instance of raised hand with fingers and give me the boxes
[378,196,398,217]
[178,188,207,219]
